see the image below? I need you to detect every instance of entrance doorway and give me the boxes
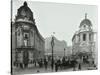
[23,51,29,68]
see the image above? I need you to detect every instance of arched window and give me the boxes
[83,34,86,41]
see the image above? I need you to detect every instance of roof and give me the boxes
[79,13,92,27]
[16,1,34,23]
[80,19,92,27]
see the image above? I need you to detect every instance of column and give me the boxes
[87,33,89,42]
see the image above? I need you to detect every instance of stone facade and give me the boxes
[11,2,45,68]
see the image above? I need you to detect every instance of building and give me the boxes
[72,13,97,64]
[45,36,69,57]
[11,2,45,68]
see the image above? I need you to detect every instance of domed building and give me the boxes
[15,2,35,24]
[11,2,45,68]
[72,13,97,65]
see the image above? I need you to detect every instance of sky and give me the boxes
[12,0,98,46]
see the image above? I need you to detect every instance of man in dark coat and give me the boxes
[55,60,58,72]
[44,58,48,70]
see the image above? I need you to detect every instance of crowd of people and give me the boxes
[13,56,96,72]
[33,56,83,72]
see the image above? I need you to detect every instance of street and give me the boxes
[13,64,97,75]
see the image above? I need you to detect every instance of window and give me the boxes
[25,34,28,39]
[84,25,86,28]
[83,34,86,41]
[89,34,92,41]
[79,35,80,42]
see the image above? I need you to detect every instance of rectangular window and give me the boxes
[89,34,91,41]
[83,34,86,41]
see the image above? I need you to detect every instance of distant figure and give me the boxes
[62,57,66,69]
[55,59,59,72]
[38,58,43,68]
[78,63,81,70]
[55,61,58,72]
[58,59,62,70]
[37,70,40,73]
[44,58,48,70]
[34,60,37,67]
[51,59,54,70]
[72,59,77,71]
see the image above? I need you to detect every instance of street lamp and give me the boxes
[51,32,55,71]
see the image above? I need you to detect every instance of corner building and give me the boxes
[12,2,45,68]
[72,14,97,64]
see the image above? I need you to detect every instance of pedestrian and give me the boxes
[40,58,43,67]
[72,60,76,71]
[37,70,40,73]
[55,61,58,72]
[62,57,66,69]
[44,58,48,70]
[38,59,42,68]
[34,59,37,67]
[78,63,81,70]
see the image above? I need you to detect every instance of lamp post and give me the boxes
[51,32,55,71]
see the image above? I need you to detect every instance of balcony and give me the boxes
[16,45,35,51]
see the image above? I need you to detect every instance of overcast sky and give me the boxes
[12,0,98,46]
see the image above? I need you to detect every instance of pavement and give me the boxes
[13,66,73,75]
[12,64,97,75]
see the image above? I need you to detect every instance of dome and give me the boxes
[15,1,34,23]
[79,13,92,27]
